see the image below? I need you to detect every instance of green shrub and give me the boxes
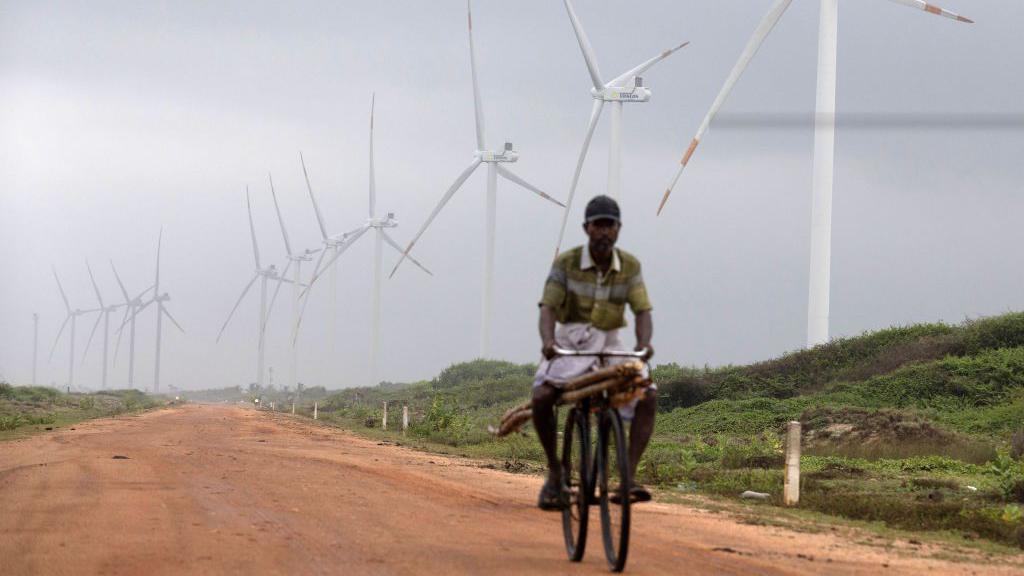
[432,360,534,390]
[636,441,697,485]
[989,450,1024,502]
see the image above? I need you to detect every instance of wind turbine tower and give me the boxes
[32,313,38,386]
[655,0,972,347]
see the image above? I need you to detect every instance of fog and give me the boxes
[1,0,1021,392]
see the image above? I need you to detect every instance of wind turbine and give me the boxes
[217,190,298,389]
[123,230,184,392]
[49,267,98,390]
[112,261,153,390]
[390,0,564,357]
[81,260,125,389]
[553,0,689,253]
[145,230,184,393]
[267,173,321,394]
[298,152,372,358]
[297,94,432,387]
[655,0,972,347]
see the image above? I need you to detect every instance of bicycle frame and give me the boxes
[553,347,645,572]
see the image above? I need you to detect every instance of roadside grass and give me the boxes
[0,382,163,440]
[659,492,1024,564]
[240,312,1024,551]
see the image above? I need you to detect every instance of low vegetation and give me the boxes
[0,382,161,437]
[302,312,1024,550]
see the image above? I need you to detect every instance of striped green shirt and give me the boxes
[540,246,652,331]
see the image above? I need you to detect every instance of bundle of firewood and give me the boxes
[491,361,648,437]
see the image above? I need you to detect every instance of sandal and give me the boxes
[537,476,569,511]
[610,485,652,504]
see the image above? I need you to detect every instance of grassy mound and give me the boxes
[292,312,1024,548]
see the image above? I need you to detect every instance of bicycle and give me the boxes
[550,347,649,573]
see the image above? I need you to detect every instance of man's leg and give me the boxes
[532,383,561,479]
[628,388,657,478]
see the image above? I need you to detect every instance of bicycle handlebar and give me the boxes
[551,346,650,359]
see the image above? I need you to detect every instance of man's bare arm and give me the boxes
[539,305,557,359]
[635,310,654,359]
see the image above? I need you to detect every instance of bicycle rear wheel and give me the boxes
[561,407,590,561]
[598,409,631,572]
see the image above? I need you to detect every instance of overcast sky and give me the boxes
[1,0,1021,392]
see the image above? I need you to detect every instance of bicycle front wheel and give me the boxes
[561,407,590,561]
[598,409,631,572]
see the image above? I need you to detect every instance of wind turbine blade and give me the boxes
[467,0,487,150]
[562,0,605,91]
[389,158,482,278]
[268,173,294,257]
[303,247,329,295]
[136,284,155,301]
[496,165,564,207]
[113,305,130,364]
[293,248,332,342]
[81,311,104,365]
[886,0,973,23]
[245,188,262,270]
[216,274,259,343]
[110,260,130,302]
[86,260,104,308]
[658,0,793,216]
[162,307,185,334]
[49,315,71,361]
[265,259,292,336]
[608,41,690,88]
[369,93,377,219]
[307,226,372,289]
[52,267,72,313]
[300,152,330,240]
[555,98,604,255]
[293,283,313,345]
[381,231,433,276]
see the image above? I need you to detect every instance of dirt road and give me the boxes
[0,405,1019,575]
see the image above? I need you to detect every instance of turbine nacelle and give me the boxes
[478,142,518,163]
[368,212,398,228]
[592,78,651,103]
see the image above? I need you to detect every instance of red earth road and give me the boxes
[1,405,1020,575]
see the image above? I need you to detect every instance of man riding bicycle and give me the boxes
[533,195,656,510]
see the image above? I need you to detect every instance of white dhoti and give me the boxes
[533,323,653,419]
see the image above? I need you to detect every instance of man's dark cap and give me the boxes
[584,195,621,223]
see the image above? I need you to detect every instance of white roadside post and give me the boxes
[382,401,388,430]
[784,421,802,506]
[313,402,318,420]
[292,401,295,414]
[402,405,409,435]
